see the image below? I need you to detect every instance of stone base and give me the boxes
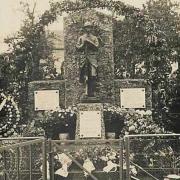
[75,103,105,140]
[80,95,100,103]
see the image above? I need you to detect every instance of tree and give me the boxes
[114,0,180,78]
[1,2,59,123]
[4,2,57,81]
[114,0,180,129]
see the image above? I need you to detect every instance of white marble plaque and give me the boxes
[120,88,146,108]
[34,90,59,111]
[79,111,101,138]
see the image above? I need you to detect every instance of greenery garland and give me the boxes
[34,0,141,37]
[0,92,20,137]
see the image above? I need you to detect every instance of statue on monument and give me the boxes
[76,22,99,97]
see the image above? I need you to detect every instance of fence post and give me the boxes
[119,138,123,180]
[29,144,33,180]
[49,139,54,180]
[17,147,20,180]
[42,138,47,180]
[3,150,7,180]
[125,136,130,180]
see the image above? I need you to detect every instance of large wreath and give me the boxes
[0,92,20,137]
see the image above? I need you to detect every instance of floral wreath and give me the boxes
[0,92,20,137]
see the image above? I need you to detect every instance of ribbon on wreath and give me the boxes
[103,160,119,173]
[0,93,7,111]
[54,153,72,177]
[83,158,95,177]
[0,93,18,111]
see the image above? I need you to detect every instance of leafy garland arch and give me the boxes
[35,0,142,36]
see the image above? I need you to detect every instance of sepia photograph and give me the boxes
[0,0,180,179]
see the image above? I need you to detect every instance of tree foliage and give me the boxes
[113,0,180,130]
[3,2,56,81]
[114,0,180,79]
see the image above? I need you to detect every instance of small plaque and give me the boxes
[120,88,145,108]
[79,111,101,138]
[34,90,59,111]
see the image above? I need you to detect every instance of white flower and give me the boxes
[129,125,135,132]
[136,110,143,116]
[145,110,152,115]
[109,152,116,160]
[130,165,137,175]
[70,113,74,117]
[100,156,108,161]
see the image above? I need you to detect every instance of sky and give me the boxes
[0,0,178,52]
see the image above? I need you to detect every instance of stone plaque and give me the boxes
[120,88,145,108]
[34,90,59,111]
[79,111,101,138]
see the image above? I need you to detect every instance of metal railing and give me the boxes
[1,134,180,180]
[49,139,124,180]
[0,137,47,180]
[124,134,180,180]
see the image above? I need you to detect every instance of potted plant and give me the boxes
[35,107,77,139]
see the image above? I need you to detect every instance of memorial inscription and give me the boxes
[120,88,146,108]
[79,110,102,138]
[34,90,59,111]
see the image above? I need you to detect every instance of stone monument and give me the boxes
[27,9,152,140]
[64,10,115,139]
[76,21,99,97]
[64,9,114,106]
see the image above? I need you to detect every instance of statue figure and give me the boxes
[76,22,99,97]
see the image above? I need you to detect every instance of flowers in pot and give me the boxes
[103,104,170,135]
[35,106,77,138]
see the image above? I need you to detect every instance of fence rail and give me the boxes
[50,139,123,180]
[125,134,180,180]
[0,137,47,180]
[0,134,180,180]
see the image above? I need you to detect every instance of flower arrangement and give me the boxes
[0,92,20,137]
[35,106,77,132]
[35,103,170,137]
[52,145,137,178]
[103,104,169,135]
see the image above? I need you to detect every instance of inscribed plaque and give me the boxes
[79,111,101,138]
[120,88,145,108]
[34,90,59,111]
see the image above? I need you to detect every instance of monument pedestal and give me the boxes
[75,103,105,140]
[80,95,100,103]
